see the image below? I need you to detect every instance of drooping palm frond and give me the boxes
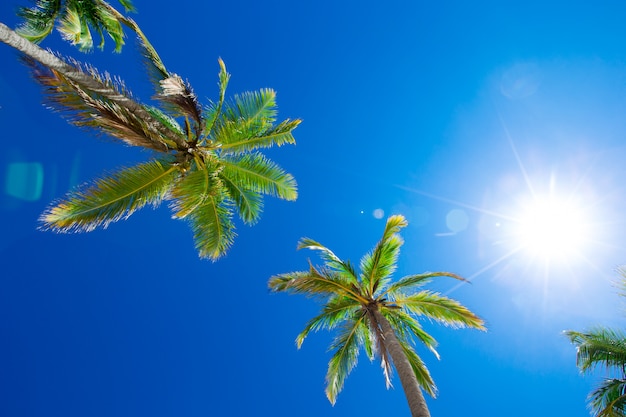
[325,314,366,404]
[218,174,262,225]
[169,166,217,219]
[395,291,486,330]
[398,339,437,397]
[383,308,439,359]
[269,267,367,303]
[566,329,626,372]
[295,297,360,348]
[588,378,626,417]
[180,187,236,260]
[17,0,134,52]
[219,153,297,201]
[28,58,176,151]
[41,159,178,232]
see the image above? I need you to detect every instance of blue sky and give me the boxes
[3,1,626,416]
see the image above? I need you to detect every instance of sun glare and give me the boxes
[514,195,590,261]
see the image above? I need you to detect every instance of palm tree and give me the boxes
[565,271,626,417]
[269,215,485,417]
[0,21,299,260]
[16,0,136,52]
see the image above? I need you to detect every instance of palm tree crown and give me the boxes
[269,215,485,416]
[565,271,626,417]
[0,18,299,260]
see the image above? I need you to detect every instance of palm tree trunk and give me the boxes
[0,22,187,152]
[373,308,431,417]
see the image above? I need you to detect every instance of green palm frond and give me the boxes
[169,167,217,219]
[399,339,437,397]
[219,173,263,225]
[383,308,439,359]
[269,267,367,302]
[295,297,361,348]
[360,232,403,296]
[395,291,486,330]
[16,0,58,44]
[213,89,300,152]
[360,214,407,295]
[17,0,133,52]
[297,238,359,285]
[41,159,178,232]
[218,119,300,154]
[202,59,230,139]
[219,153,297,201]
[181,187,236,260]
[590,378,626,417]
[222,88,277,130]
[325,315,366,405]
[58,4,95,51]
[566,329,626,372]
[382,271,466,297]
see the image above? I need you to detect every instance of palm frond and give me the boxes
[395,291,486,330]
[566,329,626,372]
[268,267,367,303]
[325,315,366,404]
[157,74,203,134]
[590,378,626,417]
[383,308,440,359]
[16,0,58,44]
[40,159,178,232]
[382,271,466,297]
[169,166,217,219]
[360,233,403,296]
[218,119,300,154]
[180,187,236,260]
[17,0,131,52]
[219,153,297,201]
[398,338,437,397]
[219,173,263,225]
[221,88,277,130]
[297,238,359,285]
[28,58,177,151]
[58,4,95,51]
[144,106,184,137]
[295,297,361,348]
[359,215,408,295]
[202,58,230,140]
[212,89,297,149]
[381,214,409,241]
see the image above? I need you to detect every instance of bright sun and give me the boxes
[514,195,590,261]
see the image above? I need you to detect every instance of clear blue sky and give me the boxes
[2,1,626,416]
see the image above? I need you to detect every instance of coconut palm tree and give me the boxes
[16,0,136,52]
[268,215,485,417]
[0,22,299,260]
[565,271,626,417]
